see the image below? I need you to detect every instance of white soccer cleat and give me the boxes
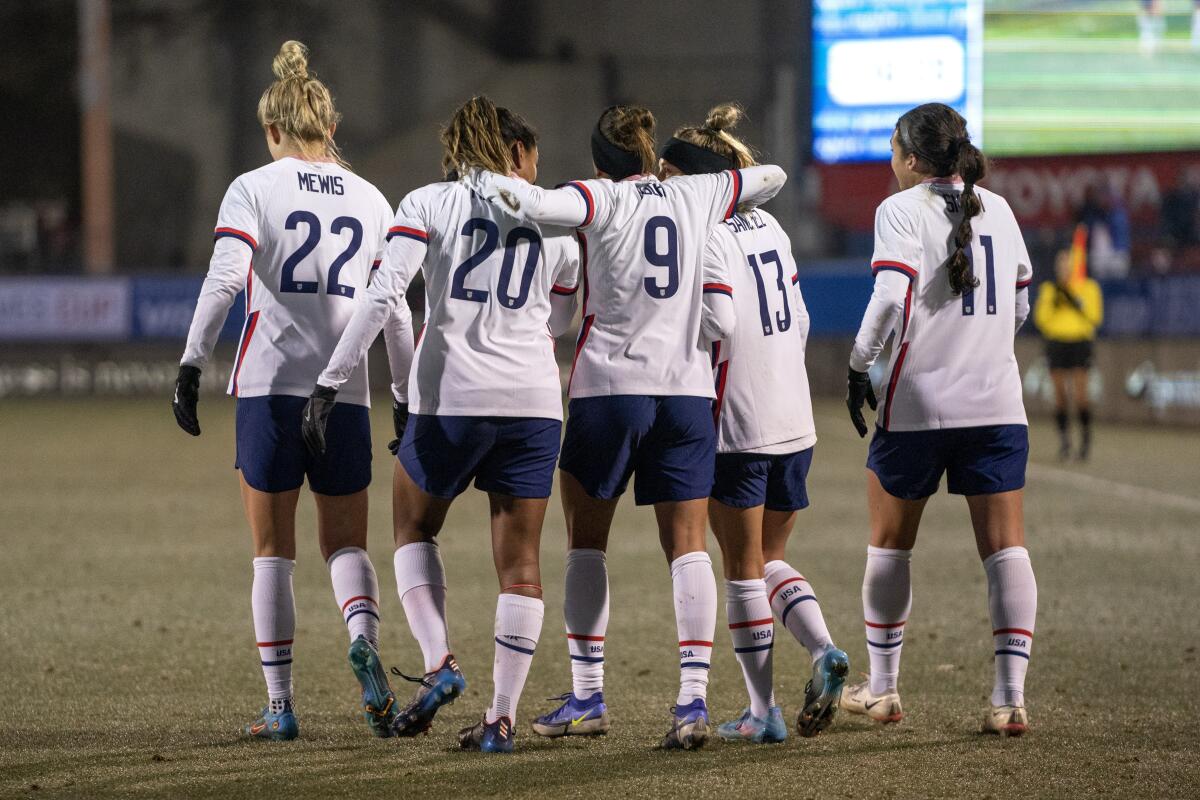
[839,680,903,724]
[981,704,1028,737]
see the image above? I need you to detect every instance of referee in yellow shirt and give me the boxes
[1034,250,1104,460]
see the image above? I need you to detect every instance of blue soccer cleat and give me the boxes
[243,701,298,741]
[531,691,610,738]
[717,706,787,744]
[347,636,397,738]
[458,714,516,753]
[661,698,709,750]
[389,653,467,736]
[797,646,850,737]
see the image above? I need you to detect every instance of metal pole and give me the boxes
[79,0,114,273]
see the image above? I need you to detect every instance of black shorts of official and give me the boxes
[1045,339,1093,370]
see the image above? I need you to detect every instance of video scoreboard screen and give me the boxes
[813,0,1200,162]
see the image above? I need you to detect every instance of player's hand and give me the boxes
[387,401,410,456]
[846,367,877,438]
[463,167,526,221]
[172,365,202,436]
[302,385,338,457]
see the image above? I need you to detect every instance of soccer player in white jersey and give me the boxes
[843,103,1037,736]
[473,104,787,749]
[301,97,581,754]
[659,104,849,744]
[171,42,412,741]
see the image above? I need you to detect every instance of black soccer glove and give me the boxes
[387,401,410,456]
[301,384,339,457]
[172,365,202,436]
[846,366,878,438]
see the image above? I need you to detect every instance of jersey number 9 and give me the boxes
[643,216,679,300]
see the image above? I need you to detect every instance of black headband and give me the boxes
[660,137,735,175]
[591,115,644,181]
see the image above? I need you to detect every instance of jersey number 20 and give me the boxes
[451,218,542,309]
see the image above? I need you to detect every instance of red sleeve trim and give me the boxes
[871,260,918,280]
[214,227,257,250]
[387,225,428,242]
[703,282,733,297]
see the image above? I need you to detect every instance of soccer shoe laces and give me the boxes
[545,692,572,702]
[390,666,433,688]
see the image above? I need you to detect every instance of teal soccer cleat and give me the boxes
[243,702,298,741]
[797,647,849,737]
[347,636,397,738]
[389,654,467,736]
[717,706,787,744]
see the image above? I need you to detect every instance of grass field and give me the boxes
[2,395,1199,799]
[984,3,1200,155]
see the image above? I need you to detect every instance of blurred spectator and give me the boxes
[1161,167,1200,249]
[1078,183,1130,279]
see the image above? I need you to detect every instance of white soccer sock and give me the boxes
[726,579,775,719]
[488,593,544,723]
[327,546,381,648]
[252,557,296,710]
[863,546,912,696]
[984,546,1037,708]
[394,542,450,672]
[564,548,609,698]
[764,560,834,663]
[671,551,717,706]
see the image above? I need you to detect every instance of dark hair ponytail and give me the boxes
[894,103,989,296]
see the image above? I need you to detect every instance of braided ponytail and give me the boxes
[894,103,989,296]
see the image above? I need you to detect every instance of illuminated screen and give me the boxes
[812,0,1200,162]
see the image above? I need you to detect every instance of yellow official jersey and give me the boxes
[1033,278,1103,343]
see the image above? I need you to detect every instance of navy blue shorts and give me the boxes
[712,447,813,512]
[399,414,562,499]
[559,395,716,506]
[867,425,1029,500]
[235,395,371,496]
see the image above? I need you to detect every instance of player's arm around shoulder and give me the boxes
[546,226,583,337]
[700,225,737,343]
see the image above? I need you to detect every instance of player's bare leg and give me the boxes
[843,470,928,724]
[968,490,1035,736]
[389,462,464,736]
[239,478,301,740]
[313,489,394,737]
[458,494,548,753]
[532,471,615,739]
[656,498,715,749]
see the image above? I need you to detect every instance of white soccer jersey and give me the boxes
[181,157,395,407]
[561,171,752,398]
[707,209,817,454]
[320,179,581,420]
[854,179,1034,432]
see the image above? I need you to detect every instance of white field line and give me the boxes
[1027,462,1200,515]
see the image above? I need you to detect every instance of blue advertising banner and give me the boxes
[130,277,245,341]
[812,0,983,164]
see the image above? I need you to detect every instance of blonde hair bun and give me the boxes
[705,103,743,133]
[272,40,310,81]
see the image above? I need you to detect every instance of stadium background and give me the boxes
[1,1,1198,798]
